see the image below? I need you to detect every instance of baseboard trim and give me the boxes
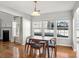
[56,44,72,47]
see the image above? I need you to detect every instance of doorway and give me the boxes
[3,30,9,42]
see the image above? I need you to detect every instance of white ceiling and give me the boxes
[0,1,76,15]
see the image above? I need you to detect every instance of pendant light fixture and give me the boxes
[31,1,40,16]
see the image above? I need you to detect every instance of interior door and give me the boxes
[3,30,9,42]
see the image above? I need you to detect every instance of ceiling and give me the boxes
[0,1,76,16]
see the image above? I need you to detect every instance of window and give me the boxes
[34,29,42,36]
[32,20,54,38]
[57,20,69,38]
[32,21,42,36]
[32,19,70,39]
[43,21,54,37]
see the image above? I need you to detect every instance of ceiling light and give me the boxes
[31,1,40,16]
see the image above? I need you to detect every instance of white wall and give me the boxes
[73,2,79,15]
[72,2,79,51]
[32,10,73,47]
[0,12,13,27]
[0,11,14,41]
[22,18,31,45]
[0,5,31,20]
[0,11,31,45]
[0,19,1,38]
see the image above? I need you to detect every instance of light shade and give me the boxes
[31,11,40,16]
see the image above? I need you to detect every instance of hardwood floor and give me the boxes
[0,41,76,58]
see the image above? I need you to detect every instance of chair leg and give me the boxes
[44,45,46,55]
[47,47,50,58]
[25,45,27,52]
[43,45,44,54]
[30,46,32,54]
[35,49,37,58]
[51,47,53,58]
[26,45,29,54]
[43,45,46,57]
[44,48,46,58]
[54,47,56,58]
[32,48,33,54]
[25,44,27,51]
[39,49,40,56]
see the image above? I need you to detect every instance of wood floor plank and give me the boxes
[0,41,76,58]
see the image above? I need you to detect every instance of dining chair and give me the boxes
[47,38,57,58]
[29,39,44,57]
[25,36,31,54]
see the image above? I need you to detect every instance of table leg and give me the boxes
[48,45,50,58]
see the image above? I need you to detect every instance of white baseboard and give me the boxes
[56,44,72,47]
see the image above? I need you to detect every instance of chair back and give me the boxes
[50,38,56,46]
[25,36,31,44]
[29,39,41,44]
